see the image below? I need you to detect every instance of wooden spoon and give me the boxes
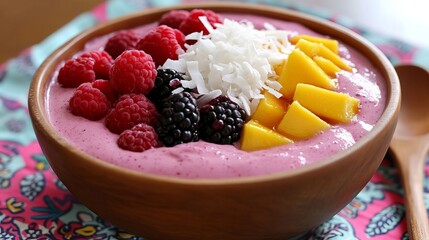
[390,64,429,240]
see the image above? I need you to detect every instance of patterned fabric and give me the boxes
[1,0,428,239]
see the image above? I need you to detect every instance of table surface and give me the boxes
[1,0,428,64]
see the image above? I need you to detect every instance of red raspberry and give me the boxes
[58,57,96,88]
[136,25,185,67]
[69,83,111,120]
[80,51,114,80]
[117,123,161,152]
[159,10,190,29]
[105,94,158,134]
[104,30,140,59]
[91,79,117,103]
[179,9,223,36]
[109,50,157,95]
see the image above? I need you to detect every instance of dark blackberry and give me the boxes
[148,68,185,109]
[200,96,246,144]
[156,92,200,147]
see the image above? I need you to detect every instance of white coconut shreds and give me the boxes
[162,17,295,116]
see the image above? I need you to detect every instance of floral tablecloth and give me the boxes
[1,0,429,239]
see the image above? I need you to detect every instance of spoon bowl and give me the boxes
[395,65,429,137]
[390,64,429,240]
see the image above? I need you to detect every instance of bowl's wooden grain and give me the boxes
[28,2,400,239]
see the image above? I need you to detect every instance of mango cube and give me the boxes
[240,120,293,151]
[313,56,342,77]
[278,49,336,99]
[277,101,330,139]
[274,61,285,76]
[290,34,339,54]
[296,39,352,72]
[293,83,360,123]
[251,92,289,128]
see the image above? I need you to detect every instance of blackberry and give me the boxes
[200,96,246,144]
[156,92,200,147]
[148,68,185,109]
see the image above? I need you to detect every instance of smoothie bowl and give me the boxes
[28,2,400,239]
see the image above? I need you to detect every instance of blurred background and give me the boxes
[1,0,428,64]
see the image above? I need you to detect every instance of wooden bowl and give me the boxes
[28,2,400,239]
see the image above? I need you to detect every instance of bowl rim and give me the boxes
[28,1,400,186]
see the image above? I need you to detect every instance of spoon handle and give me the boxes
[390,138,429,240]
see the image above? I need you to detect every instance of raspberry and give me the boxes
[69,82,111,120]
[159,10,190,29]
[179,9,223,36]
[105,94,158,134]
[80,50,114,80]
[109,50,157,95]
[91,79,117,103]
[156,92,200,147]
[57,57,96,88]
[104,30,140,59]
[136,25,185,67]
[117,123,161,152]
[148,68,186,109]
[200,96,246,144]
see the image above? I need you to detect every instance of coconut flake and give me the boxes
[199,16,214,34]
[163,59,186,72]
[171,87,184,94]
[187,61,209,94]
[195,89,222,107]
[162,17,294,116]
[186,32,203,41]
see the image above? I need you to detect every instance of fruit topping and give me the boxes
[90,79,117,103]
[277,49,335,99]
[240,120,293,151]
[156,92,200,147]
[179,9,223,36]
[60,9,364,153]
[109,50,157,95]
[136,25,185,66]
[293,83,360,123]
[148,68,186,109]
[159,10,190,29]
[79,50,114,80]
[277,101,330,140]
[200,96,246,144]
[69,82,111,121]
[104,30,140,59]
[313,56,342,78]
[295,39,352,71]
[117,123,161,152]
[290,34,339,54]
[251,91,289,128]
[58,57,96,88]
[105,94,158,134]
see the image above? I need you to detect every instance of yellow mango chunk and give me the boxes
[290,34,339,54]
[274,61,285,76]
[278,49,336,99]
[313,56,342,77]
[293,83,360,123]
[241,120,293,151]
[277,101,330,140]
[296,39,352,72]
[252,92,289,128]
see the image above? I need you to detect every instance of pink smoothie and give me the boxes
[46,14,387,179]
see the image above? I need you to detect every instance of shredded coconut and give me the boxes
[162,17,294,116]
